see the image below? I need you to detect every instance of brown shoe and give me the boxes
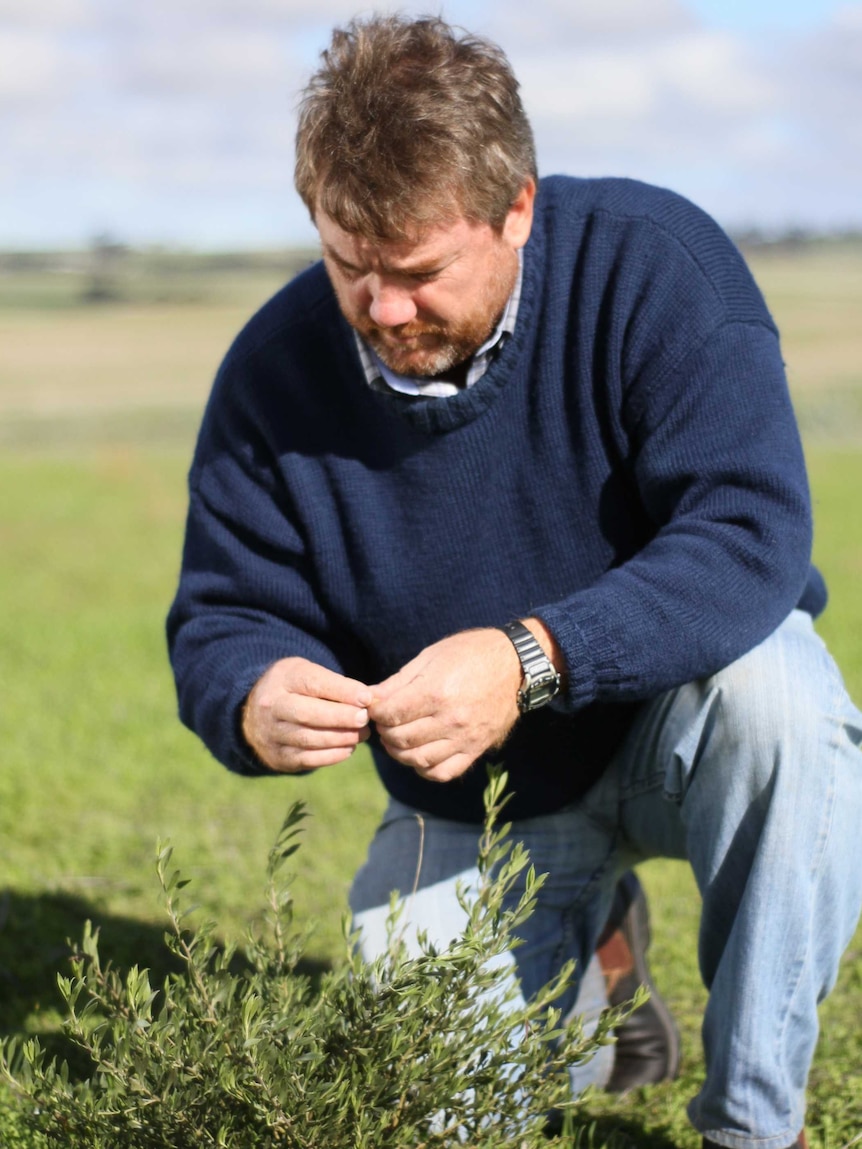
[597,871,681,1093]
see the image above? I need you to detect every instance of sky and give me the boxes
[1,0,861,249]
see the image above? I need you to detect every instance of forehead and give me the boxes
[316,211,493,273]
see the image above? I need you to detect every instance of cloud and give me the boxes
[784,2,862,161]
[2,0,862,244]
[489,0,861,229]
[0,0,93,25]
[489,0,695,47]
[133,0,375,18]
[0,28,70,104]
[116,29,292,96]
[511,23,776,174]
[517,33,772,125]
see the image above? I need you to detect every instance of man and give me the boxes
[167,15,862,1148]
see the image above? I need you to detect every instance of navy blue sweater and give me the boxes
[167,176,825,822]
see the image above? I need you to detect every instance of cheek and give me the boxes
[412,287,456,325]
[332,280,367,322]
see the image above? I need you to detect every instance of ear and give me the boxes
[501,179,536,249]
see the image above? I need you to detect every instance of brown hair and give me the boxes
[294,14,537,239]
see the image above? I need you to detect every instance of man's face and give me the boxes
[316,182,535,378]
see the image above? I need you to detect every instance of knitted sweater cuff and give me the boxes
[534,602,627,711]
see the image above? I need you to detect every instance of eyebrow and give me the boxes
[322,246,361,273]
[322,244,451,278]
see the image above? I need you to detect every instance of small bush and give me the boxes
[1,771,633,1147]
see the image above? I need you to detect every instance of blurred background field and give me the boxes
[3,238,862,450]
[0,242,861,1147]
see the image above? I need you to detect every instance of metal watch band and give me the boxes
[500,620,561,713]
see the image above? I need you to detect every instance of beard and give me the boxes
[343,248,518,379]
[352,313,498,377]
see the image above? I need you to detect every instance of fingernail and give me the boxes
[356,708,368,725]
[357,690,372,706]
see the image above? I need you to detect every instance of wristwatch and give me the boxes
[500,620,561,713]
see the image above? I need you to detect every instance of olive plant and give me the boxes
[1,770,635,1147]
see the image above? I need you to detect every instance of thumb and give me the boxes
[367,670,402,705]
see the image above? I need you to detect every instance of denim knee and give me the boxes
[673,612,840,809]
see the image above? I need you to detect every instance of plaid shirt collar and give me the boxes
[354,248,523,399]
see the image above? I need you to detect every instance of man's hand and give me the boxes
[368,628,524,783]
[242,657,372,773]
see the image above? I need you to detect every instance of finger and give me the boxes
[370,652,421,690]
[269,743,363,774]
[367,654,429,704]
[273,694,369,732]
[288,661,372,707]
[273,724,368,753]
[369,686,438,728]
[374,716,441,753]
[368,671,406,704]
[413,753,474,784]
[379,737,455,772]
[257,725,371,772]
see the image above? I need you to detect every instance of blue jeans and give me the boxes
[350,611,862,1147]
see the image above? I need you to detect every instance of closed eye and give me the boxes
[324,246,447,286]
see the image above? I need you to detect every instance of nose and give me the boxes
[367,279,418,328]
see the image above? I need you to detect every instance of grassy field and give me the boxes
[0,246,860,1146]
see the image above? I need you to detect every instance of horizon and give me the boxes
[5,221,862,257]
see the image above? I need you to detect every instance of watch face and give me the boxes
[518,666,560,712]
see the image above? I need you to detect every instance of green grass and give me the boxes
[808,449,862,689]
[1,246,860,1143]
[0,445,860,1146]
[0,449,386,1013]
